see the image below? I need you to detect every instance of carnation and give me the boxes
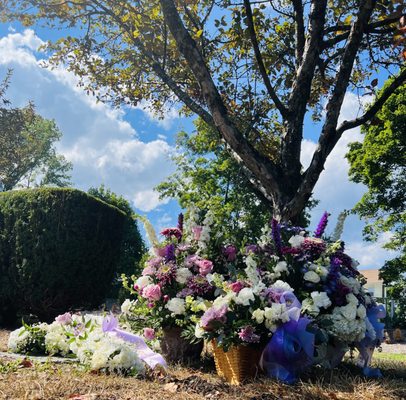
[175,267,193,284]
[166,298,186,315]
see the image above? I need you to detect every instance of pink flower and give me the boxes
[143,327,155,340]
[192,226,203,241]
[142,284,162,301]
[229,281,245,293]
[154,247,167,257]
[195,259,213,275]
[55,312,72,325]
[185,254,200,267]
[160,227,182,239]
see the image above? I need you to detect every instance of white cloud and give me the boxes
[0,29,175,212]
[135,99,180,130]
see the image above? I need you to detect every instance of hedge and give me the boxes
[0,188,126,324]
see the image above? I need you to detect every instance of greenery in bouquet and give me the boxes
[121,209,221,341]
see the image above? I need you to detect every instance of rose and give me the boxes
[143,328,155,341]
[142,284,162,301]
[229,281,245,293]
[195,259,213,275]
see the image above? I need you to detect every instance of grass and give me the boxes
[373,352,406,363]
[0,330,405,400]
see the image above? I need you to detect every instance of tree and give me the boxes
[88,185,146,279]
[0,72,72,190]
[157,118,312,243]
[346,80,405,326]
[4,1,405,221]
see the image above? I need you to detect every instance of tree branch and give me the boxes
[285,0,379,220]
[159,0,283,199]
[292,0,305,66]
[243,0,289,119]
[336,68,406,135]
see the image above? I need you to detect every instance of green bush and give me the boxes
[0,188,126,324]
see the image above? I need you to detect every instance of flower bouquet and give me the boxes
[191,212,385,383]
[121,210,218,362]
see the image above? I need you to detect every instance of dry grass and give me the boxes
[0,330,405,400]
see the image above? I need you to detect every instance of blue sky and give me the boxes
[0,23,398,269]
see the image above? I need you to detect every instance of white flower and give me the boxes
[166,298,186,315]
[264,303,289,323]
[175,267,192,284]
[357,305,367,319]
[245,254,257,269]
[311,291,332,309]
[271,280,293,292]
[340,276,361,294]
[317,266,329,277]
[288,235,305,248]
[194,323,205,339]
[121,299,134,315]
[7,328,30,353]
[235,287,255,306]
[339,303,357,320]
[301,298,320,316]
[135,275,152,289]
[304,270,320,283]
[252,309,265,324]
[346,293,359,305]
[274,261,288,274]
[213,292,235,308]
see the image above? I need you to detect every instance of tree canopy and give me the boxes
[0,72,72,191]
[346,80,405,326]
[3,0,405,221]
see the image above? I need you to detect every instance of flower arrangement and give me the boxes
[188,212,385,382]
[8,312,165,375]
[121,210,218,342]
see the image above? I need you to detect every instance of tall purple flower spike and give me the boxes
[102,315,167,369]
[314,211,329,238]
[271,218,282,255]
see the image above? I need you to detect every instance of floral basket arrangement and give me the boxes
[121,210,219,362]
[189,212,385,384]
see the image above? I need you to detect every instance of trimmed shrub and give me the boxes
[0,188,126,324]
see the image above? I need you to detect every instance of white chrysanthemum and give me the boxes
[166,298,186,315]
[311,291,332,309]
[175,267,192,284]
[235,287,255,306]
[252,309,265,324]
[288,235,305,248]
[304,270,320,283]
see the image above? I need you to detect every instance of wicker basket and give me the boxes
[211,340,263,385]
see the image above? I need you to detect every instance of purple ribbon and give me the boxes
[367,304,386,342]
[102,315,167,369]
[260,317,315,384]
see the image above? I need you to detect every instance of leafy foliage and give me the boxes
[346,81,405,327]
[2,1,405,221]
[0,188,127,325]
[0,73,72,191]
[88,185,146,295]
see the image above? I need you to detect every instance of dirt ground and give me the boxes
[0,330,405,400]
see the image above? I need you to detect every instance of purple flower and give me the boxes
[314,211,329,238]
[177,213,184,234]
[271,218,282,255]
[187,275,213,296]
[195,259,213,275]
[201,305,228,331]
[245,244,260,254]
[238,326,260,343]
[156,262,176,285]
[164,243,176,261]
[223,245,237,262]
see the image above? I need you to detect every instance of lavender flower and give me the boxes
[177,213,184,238]
[164,243,176,262]
[238,326,260,343]
[201,305,228,331]
[314,212,329,238]
[271,218,282,255]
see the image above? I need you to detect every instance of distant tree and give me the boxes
[0,71,72,190]
[346,80,405,327]
[3,1,405,222]
[88,185,146,281]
